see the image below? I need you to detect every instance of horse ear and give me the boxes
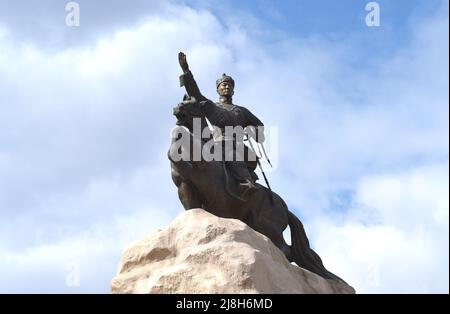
[183,94,189,101]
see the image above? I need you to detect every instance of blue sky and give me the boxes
[0,0,448,293]
[183,0,443,54]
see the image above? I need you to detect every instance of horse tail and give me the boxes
[287,210,346,283]
[222,161,246,202]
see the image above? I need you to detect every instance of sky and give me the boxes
[0,0,448,293]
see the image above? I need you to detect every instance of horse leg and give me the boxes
[248,205,292,261]
[260,197,292,261]
[171,167,203,210]
[269,231,292,262]
[177,181,203,210]
[252,219,292,261]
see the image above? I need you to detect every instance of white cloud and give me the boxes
[310,164,449,293]
[356,164,449,228]
[0,3,232,293]
[0,207,174,293]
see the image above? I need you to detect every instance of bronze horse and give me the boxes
[168,96,344,282]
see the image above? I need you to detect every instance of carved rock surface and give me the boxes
[111,208,355,294]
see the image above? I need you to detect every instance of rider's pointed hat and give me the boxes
[216,73,235,89]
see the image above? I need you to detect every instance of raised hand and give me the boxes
[178,51,190,73]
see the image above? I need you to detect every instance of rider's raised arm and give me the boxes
[179,71,208,102]
[178,52,208,102]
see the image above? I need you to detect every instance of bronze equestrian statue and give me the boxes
[168,52,345,283]
[178,52,262,198]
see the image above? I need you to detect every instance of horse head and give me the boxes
[173,95,204,130]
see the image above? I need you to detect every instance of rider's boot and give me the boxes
[239,178,258,200]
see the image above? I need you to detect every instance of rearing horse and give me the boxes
[168,96,344,282]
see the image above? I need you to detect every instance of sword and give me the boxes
[247,137,274,204]
[259,143,273,168]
